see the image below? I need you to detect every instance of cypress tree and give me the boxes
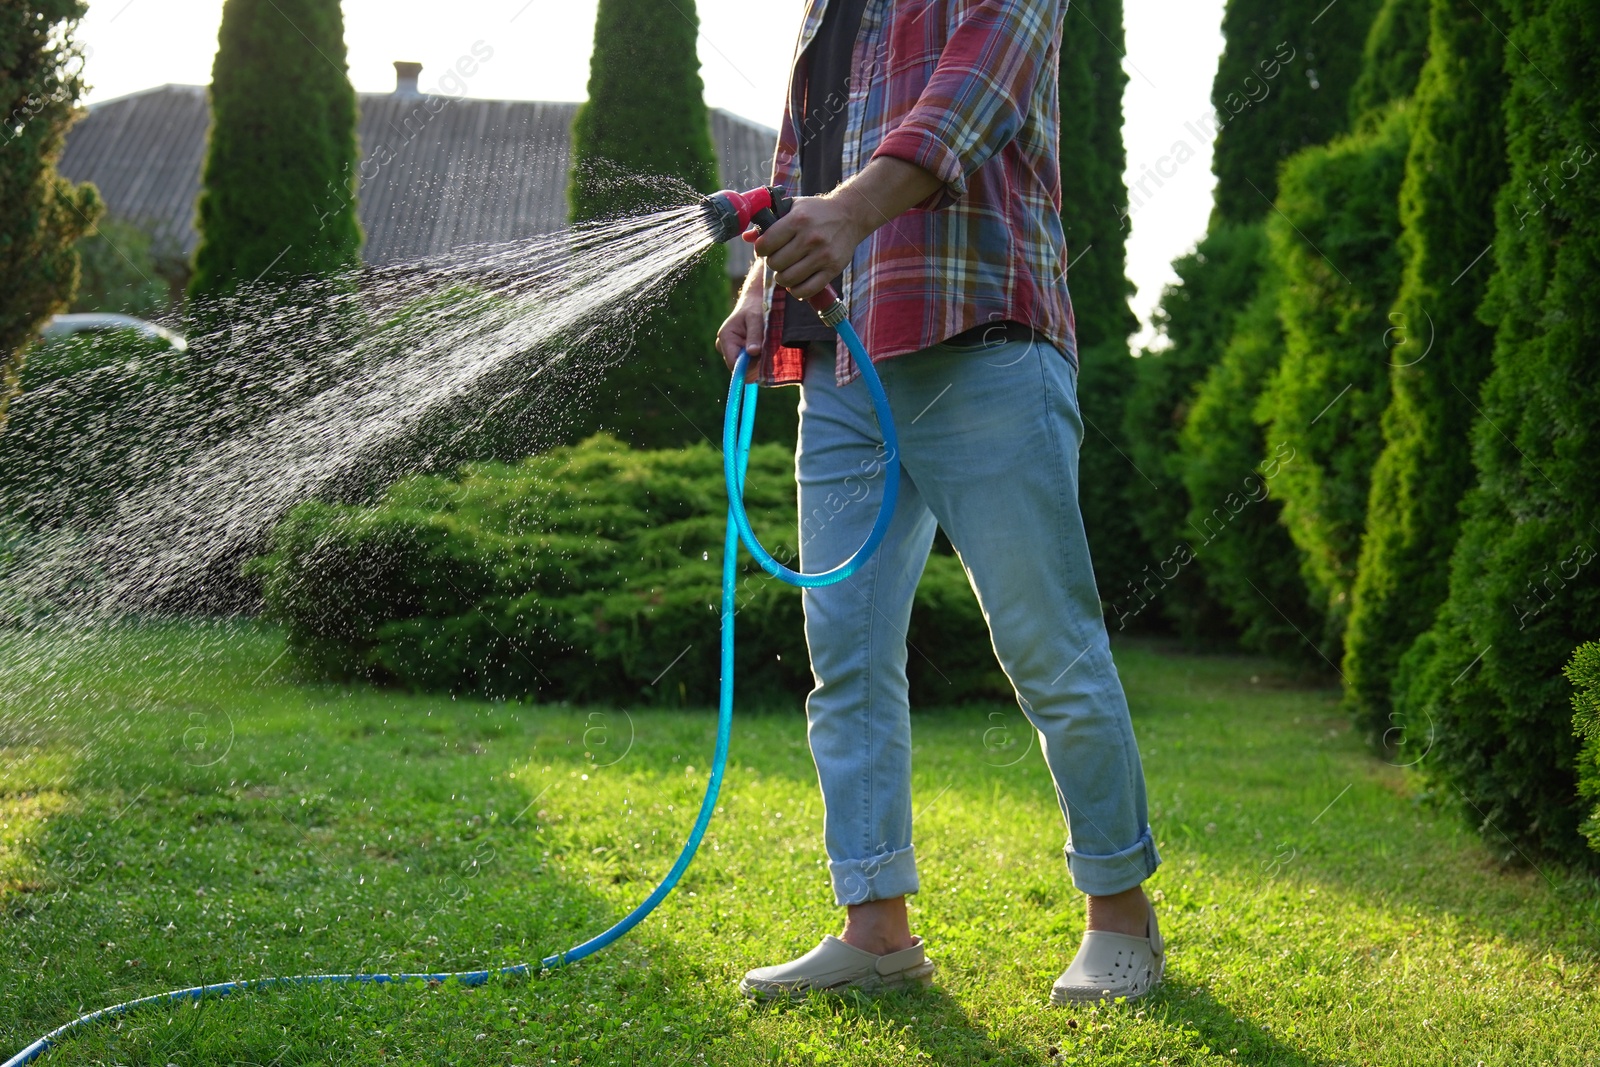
[1256,105,1412,646]
[1176,260,1324,660]
[1119,223,1263,641]
[0,0,101,431]
[1396,0,1600,868]
[1349,0,1432,120]
[1209,0,1385,223]
[1177,0,1428,660]
[1059,0,1144,616]
[189,0,361,298]
[1122,0,1382,640]
[567,0,731,450]
[1343,0,1508,741]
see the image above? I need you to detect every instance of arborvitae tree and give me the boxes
[1396,0,1600,869]
[1209,0,1385,223]
[1059,0,1144,616]
[566,0,730,450]
[1257,105,1412,647]
[1569,642,1600,853]
[188,0,361,298]
[1343,0,1508,742]
[1171,0,1427,661]
[1348,0,1432,120]
[1177,258,1323,660]
[0,0,101,431]
[1122,0,1381,639]
[1120,223,1262,641]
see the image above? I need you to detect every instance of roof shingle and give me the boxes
[57,84,778,277]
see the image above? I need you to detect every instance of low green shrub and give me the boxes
[1568,642,1600,854]
[0,329,188,530]
[253,435,1009,708]
[71,219,177,316]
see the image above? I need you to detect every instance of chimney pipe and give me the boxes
[393,61,422,98]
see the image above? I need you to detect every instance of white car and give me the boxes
[41,312,187,352]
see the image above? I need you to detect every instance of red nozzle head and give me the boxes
[701,185,790,243]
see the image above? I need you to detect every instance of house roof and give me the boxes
[56,83,777,277]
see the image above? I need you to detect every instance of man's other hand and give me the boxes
[717,262,766,372]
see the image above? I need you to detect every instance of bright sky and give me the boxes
[78,0,1224,348]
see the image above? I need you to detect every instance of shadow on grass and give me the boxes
[728,978,1339,1065]
[1140,979,1339,1067]
[736,983,1042,1065]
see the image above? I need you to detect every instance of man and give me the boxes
[715,0,1163,1004]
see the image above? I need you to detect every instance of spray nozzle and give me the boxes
[701,185,793,244]
[701,184,846,323]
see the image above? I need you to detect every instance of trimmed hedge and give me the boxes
[1122,0,1381,641]
[1121,224,1264,643]
[1209,0,1383,223]
[253,435,1009,708]
[1348,0,1431,121]
[1172,1,1425,665]
[1176,253,1323,660]
[1569,642,1600,854]
[1343,0,1509,741]
[1257,104,1412,648]
[1394,0,1600,868]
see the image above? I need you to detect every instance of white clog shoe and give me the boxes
[1050,900,1164,1004]
[740,935,936,1000]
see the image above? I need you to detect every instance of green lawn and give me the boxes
[1,622,1596,1066]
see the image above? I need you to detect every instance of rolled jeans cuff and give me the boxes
[1064,826,1161,897]
[829,843,920,906]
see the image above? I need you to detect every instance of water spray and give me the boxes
[3,187,900,1066]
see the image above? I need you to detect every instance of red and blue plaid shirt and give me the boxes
[761,0,1078,386]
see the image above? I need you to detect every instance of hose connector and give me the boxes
[808,289,848,327]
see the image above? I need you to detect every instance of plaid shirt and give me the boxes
[760,0,1077,386]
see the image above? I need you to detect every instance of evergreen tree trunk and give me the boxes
[566,0,731,450]
[1343,0,1509,742]
[1396,0,1600,869]
[189,0,361,298]
[1059,0,1145,623]
[0,0,101,431]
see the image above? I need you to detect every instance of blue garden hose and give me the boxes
[3,316,898,1067]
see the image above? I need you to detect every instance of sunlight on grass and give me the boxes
[0,623,1595,1066]
[0,782,70,898]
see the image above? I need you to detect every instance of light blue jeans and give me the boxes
[795,335,1160,905]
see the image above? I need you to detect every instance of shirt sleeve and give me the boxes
[871,0,1062,209]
